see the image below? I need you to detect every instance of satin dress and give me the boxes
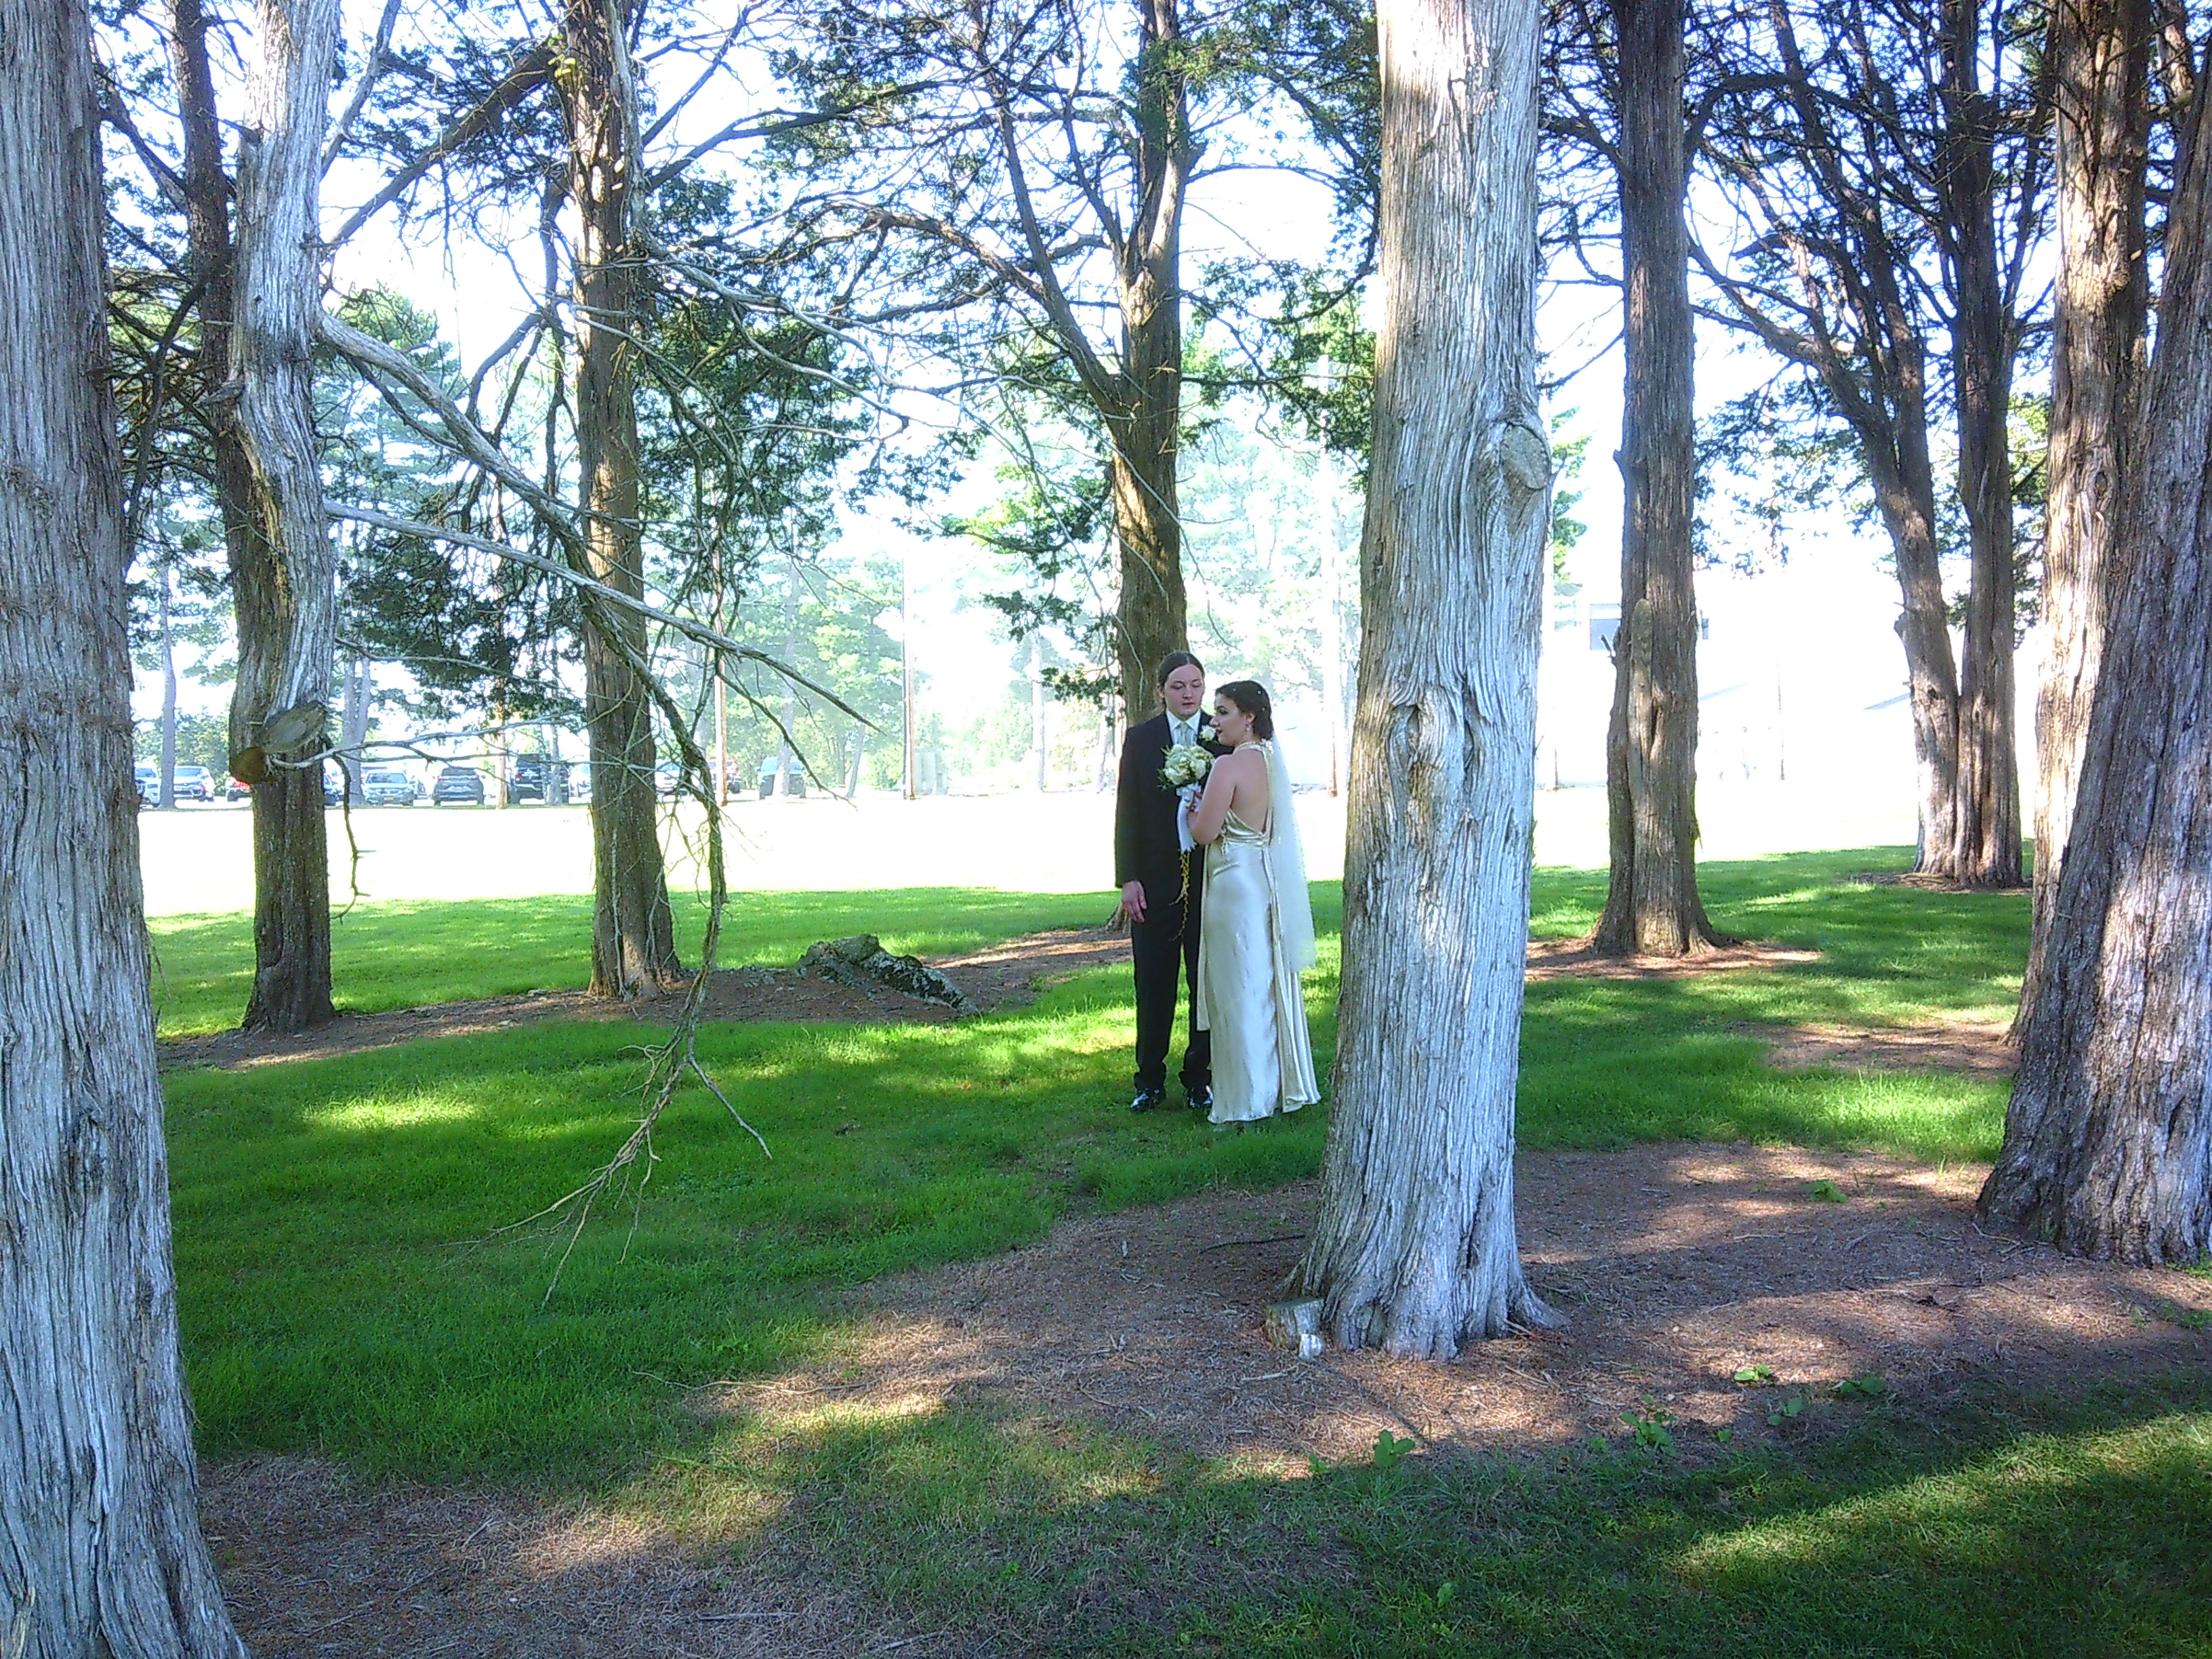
[1193,802,1321,1124]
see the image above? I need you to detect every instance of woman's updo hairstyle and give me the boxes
[1214,680,1274,741]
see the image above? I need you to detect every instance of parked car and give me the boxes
[225,773,253,801]
[171,764,216,802]
[509,755,571,803]
[323,765,342,806]
[756,758,808,798]
[431,764,487,805]
[567,762,591,804]
[134,763,159,806]
[360,766,417,806]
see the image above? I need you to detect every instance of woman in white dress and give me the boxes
[1183,680,1320,1126]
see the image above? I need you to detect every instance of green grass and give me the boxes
[165,845,2026,1482]
[159,845,2212,1652]
[657,1374,2212,1656]
[148,887,1110,1038]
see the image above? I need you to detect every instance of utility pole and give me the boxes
[902,546,918,799]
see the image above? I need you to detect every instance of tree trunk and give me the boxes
[1292,0,1557,1356]
[560,0,678,998]
[1591,0,1721,956]
[0,5,248,1651]
[2021,0,2149,1024]
[339,654,369,802]
[1846,389,1963,879]
[158,562,180,809]
[1978,89,2212,1262]
[229,0,342,1033]
[1108,0,1193,715]
[169,0,337,1030]
[1942,0,2025,888]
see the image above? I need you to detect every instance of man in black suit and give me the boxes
[1114,651,1220,1112]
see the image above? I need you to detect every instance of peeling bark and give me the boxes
[1940,0,2024,889]
[1294,0,1557,1356]
[0,2,247,1650]
[2022,0,2149,1022]
[559,0,679,998]
[1980,85,2212,1264]
[169,0,340,1031]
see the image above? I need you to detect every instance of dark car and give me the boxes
[432,764,487,804]
[509,756,571,804]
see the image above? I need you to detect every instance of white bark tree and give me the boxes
[0,1,246,1652]
[1291,0,1558,1355]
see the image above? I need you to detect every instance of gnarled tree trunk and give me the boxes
[170,0,339,1031]
[229,0,343,1032]
[1978,83,2212,1263]
[0,3,247,1650]
[1591,0,1722,957]
[560,0,679,998]
[1293,0,1557,1356]
[2021,0,2149,1023]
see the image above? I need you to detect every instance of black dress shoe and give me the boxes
[1130,1088,1168,1113]
[1185,1085,1213,1114]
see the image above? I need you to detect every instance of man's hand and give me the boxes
[1117,879,1147,927]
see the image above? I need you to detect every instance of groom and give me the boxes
[1114,651,1221,1113]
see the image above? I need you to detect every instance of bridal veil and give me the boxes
[1261,738,1317,970]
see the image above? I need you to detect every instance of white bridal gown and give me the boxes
[1193,740,1320,1124]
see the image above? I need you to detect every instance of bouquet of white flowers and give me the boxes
[1158,743,1214,790]
[1161,744,1212,854]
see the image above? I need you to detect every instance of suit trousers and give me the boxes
[1131,866,1210,1094]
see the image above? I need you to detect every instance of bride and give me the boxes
[1183,680,1320,1126]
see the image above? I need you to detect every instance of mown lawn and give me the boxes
[159,846,2212,1654]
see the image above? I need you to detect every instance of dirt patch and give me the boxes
[200,1456,886,1659]
[205,1144,2212,1657]
[1759,1016,2016,1078]
[1848,870,2030,895]
[164,927,1832,1071]
[718,1143,2211,1471]
[1525,936,1820,981]
[161,926,1129,1071]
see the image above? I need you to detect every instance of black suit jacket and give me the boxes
[1114,712,1223,897]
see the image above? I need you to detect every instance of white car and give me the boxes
[171,764,216,802]
[359,766,417,806]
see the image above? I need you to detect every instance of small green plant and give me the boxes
[2147,1299,2212,1332]
[1768,1392,1807,1427]
[1806,1179,1847,1202]
[1835,1374,1889,1399]
[1622,1395,1678,1454]
[1714,1425,1734,1444]
[1372,1429,1417,1470]
[1732,1364,1776,1385]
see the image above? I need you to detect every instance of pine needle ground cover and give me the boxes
[157,849,2212,1653]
